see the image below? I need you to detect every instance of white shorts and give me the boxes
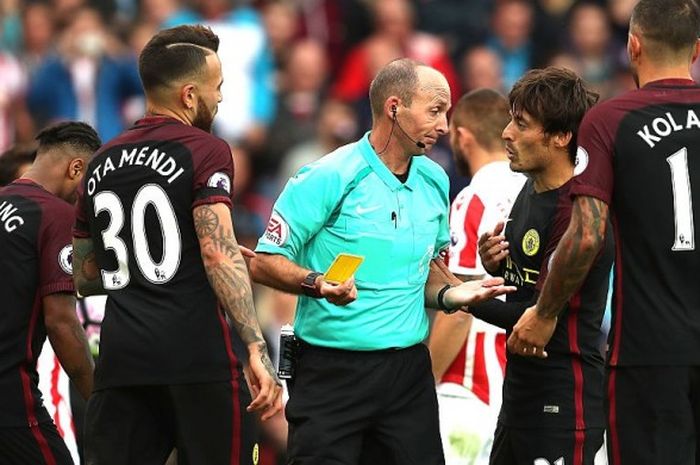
[437,383,499,465]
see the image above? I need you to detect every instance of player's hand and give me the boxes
[245,344,283,421]
[444,277,516,309]
[239,245,256,259]
[319,277,357,306]
[478,221,509,274]
[507,305,556,358]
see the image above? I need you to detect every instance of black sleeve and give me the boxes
[469,295,537,331]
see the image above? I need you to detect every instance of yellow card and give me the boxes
[324,253,364,284]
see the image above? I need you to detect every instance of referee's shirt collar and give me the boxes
[359,132,417,191]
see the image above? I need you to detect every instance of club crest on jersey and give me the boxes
[207,172,231,194]
[522,229,540,256]
[58,244,73,275]
[574,146,589,176]
[263,212,289,246]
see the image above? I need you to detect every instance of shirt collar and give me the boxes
[643,78,698,89]
[358,132,418,191]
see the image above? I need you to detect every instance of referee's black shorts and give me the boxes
[85,380,259,465]
[606,365,700,465]
[285,341,443,465]
[0,421,73,465]
[489,422,604,465]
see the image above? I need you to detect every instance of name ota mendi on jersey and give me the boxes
[85,145,186,195]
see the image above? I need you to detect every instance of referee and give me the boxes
[251,58,513,465]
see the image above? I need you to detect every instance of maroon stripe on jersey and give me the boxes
[472,332,490,405]
[607,369,622,465]
[215,306,241,464]
[495,333,506,375]
[21,298,57,465]
[459,195,485,268]
[567,293,586,431]
[609,217,624,366]
[440,339,467,385]
[574,429,585,465]
[192,196,232,209]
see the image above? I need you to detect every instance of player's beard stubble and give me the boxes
[193,98,216,133]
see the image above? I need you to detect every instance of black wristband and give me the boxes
[437,284,456,313]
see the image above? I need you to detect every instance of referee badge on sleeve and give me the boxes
[263,212,289,246]
[58,244,73,275]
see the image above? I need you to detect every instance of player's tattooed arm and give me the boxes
[535,195,609,319]
[72,237,106,296]
[194,203,281,385]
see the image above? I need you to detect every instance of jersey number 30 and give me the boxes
[667,148,695,251]
[94,184,182,289]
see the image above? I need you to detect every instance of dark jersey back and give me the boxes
[573,80,700,366]
[0,180,74,427]
[499,179,613,429]
[74,116,240,389]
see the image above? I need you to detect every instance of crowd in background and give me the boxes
[0,0,670,463]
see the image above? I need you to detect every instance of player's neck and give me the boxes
[145,105,192,127]
[637,64,693,88]
[21,164,61,197]
[469,148,508,177]
[532,159,574,193]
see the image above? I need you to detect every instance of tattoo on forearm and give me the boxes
[73,239,105,295]
[538,197,607,318]
[202,217,263,346]
[255,341,282,385]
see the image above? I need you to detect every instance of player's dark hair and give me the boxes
[35,122,102,157]
[369,58,423,119]
[631,0,700,54]
[509,67,599,163]
[452,88,510,152]
[0,146,36,186]
[139,25,219,93]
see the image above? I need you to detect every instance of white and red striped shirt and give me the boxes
[441,161,525,406]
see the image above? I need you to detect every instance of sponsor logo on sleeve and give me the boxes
[263,212,289,246]
[59,244,73,275]
[207,172,231,193]
[573,146,589,176]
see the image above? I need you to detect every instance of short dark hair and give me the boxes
[0,146,36,186]
[631,0,700,55]
[139,25,219,93]
[35,121,102,157]
[369,58,423,118]
[451,88,510,152]
[509,67,598,162]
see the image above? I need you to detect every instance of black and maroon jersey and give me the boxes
[0,180,75,427]
[573,79,700,367]
[74,116,241,390]
[498,178,614,429]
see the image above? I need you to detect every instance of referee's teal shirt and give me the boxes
[256,133,450,350]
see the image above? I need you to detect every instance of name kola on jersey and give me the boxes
[86,146,186,195]
[637,110,700,148]
[0,200,24,233]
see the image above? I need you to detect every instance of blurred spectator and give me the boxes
[413,0,492,55]
[567,1,617,98]
[0,51,31,150]
[277,99,357,188]
[0,144,35,186]
[19,2,55,74]
[0,0,21,53]
[164,1,276,146]
[461,45,504,93]
[487,0,534,90]
[262,0,299,68]
[331,0,460,105]
[260,38,329,177]
[26,7,142,142]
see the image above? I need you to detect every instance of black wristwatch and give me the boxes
[437,284,459,314]
[301,271,323,298]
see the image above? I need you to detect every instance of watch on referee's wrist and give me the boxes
[437,284,459,314]
[301,271,323,298]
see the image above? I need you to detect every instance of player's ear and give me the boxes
[67,158,85,180]
[553,131,572,150]
[691,39,700,64]
[456,126,475,148]
[181,83,197,111]
[627,32,642,63]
